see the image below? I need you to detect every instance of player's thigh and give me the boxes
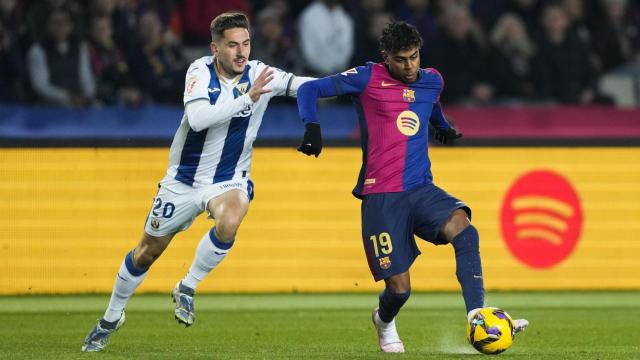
[203,179,253,220]
[361,192,419,282]
[144,184,203,237]
[410,185,471,244]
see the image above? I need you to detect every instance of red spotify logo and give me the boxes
[500,170,583,269]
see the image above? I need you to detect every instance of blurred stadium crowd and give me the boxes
[1,0,639,107]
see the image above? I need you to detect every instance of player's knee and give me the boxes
[386,276,411,293]
[216,218,241,242]
[444,210,472,241]
[388,283,411,294]
[451,225,479,252]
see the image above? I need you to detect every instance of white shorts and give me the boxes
[143,178,254,237]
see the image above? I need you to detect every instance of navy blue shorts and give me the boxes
[361,184,471,281]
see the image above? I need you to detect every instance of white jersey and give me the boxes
[161,56,308,189]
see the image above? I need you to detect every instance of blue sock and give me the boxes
[378,288,411,323]
[451,225,485,313]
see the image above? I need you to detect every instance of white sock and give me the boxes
[181,228,234,290]
[103,251,148,322]
[374,311,401,343]
[467,307,483,321]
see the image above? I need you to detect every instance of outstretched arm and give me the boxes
[297,77,339,124]
[296,77,338,157]
[297,65,372,157]
[186,66,274,132]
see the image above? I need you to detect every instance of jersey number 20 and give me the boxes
[152,197,175,218]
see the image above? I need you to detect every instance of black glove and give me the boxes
[432,125,463,145]
[297,122,322,157]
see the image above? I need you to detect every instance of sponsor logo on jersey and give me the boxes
[403,88,415,102]
[379,256,391,270]
[208,87,220,93]
[237,105,252,117]
[381,81,396,87]
[219,182,243,189]
[396,110,420,136]
[364,178,376,185]
[501,170,583,269]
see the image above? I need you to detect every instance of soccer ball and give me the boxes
[466,307,514,355]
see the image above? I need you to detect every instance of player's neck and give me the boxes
[383,63,420,84]
[214,59,242,84]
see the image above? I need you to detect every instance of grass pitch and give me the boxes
[0,292,639,359]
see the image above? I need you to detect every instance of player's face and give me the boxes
[384,48,420,83]
[211,27,251,77]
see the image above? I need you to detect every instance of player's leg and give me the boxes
[83,182,199,352]
[82,232,175,352]
[174,188,250,325]
[372,271,411,353]
[440,208,528,334]
[104,232,176,321]
[440,209,486,316]
[378,271,411,322]
[362,192,416,353]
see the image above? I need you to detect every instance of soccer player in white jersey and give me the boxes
[82,12,314,352]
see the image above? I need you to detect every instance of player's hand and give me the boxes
[297,123,322,157]
[248,66,274,103]
[432,126,463,145]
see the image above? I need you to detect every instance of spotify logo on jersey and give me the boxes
[396,110,420,136]
[500,170,583,269]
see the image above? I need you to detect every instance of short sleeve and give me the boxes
[330,64,373,95]
[183,62,212,105]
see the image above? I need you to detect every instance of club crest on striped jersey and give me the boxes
[236,82,249,95]
[403,88,415,102]
[396,110,420,136]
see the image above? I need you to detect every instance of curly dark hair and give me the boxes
[210,12,250,41]
[378,20,423,54]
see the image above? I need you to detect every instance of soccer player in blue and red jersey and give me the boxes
[296,21,528,353]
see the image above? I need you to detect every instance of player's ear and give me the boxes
[381,51,389,65]
[210,41,218,56]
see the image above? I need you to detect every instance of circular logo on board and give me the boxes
[500,170,583,269]
[396,110,420,136]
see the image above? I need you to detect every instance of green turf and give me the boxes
[1,292,639,359]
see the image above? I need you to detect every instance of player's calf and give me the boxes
[372,288,410,353]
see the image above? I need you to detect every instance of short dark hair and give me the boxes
[210,12,249,41]
[379,20,423,54]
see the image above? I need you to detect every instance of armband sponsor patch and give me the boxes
[340,68,358,76]
[185,75,197,95]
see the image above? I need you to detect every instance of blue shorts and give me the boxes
[361,184,471,281]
